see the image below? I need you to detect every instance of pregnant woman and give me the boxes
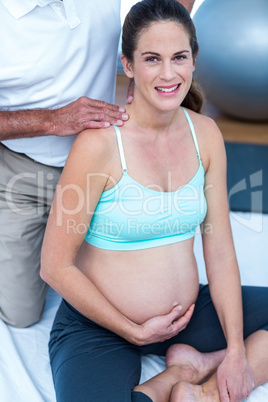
[41,1,268,401]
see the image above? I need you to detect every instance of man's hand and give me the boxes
[217,349,254,401]
[133,304,195,346]
[52,96,129,136]
[0,97,129,141]
[177,0,196,13]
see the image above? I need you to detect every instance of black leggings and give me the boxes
[49,285,268,402]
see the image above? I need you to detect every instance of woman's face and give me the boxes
[122,21,195,113]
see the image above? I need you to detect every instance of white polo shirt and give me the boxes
[0,0,121,166]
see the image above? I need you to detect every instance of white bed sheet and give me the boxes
[1,212,268,402]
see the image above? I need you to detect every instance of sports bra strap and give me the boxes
[182,108,200,158]
[113,125,128,174]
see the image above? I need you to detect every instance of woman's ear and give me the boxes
[120,54,134,79]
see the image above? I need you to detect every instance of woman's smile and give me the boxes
[155,83,181,95]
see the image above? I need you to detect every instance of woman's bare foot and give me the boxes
[170,381,220,402]
[166,344,226,385]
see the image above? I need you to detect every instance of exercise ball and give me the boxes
[193,0,268,121]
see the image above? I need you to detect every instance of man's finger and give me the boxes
[85,97,126,112]
[86,121,111,129]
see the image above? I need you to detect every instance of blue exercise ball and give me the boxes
[193,0,268,121]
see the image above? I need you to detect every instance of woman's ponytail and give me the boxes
[181,79,204,113]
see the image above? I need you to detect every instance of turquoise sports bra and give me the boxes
[85,108,207,250]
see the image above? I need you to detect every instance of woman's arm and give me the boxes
[202,120,244,349]
[201,119,254,400]
[41,129,193,345]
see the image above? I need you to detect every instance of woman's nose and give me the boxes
[159,61,176,81]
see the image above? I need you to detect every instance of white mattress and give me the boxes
[1,212,268,402]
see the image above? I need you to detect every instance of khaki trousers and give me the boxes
[0,143,62,327]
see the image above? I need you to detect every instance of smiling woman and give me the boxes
[121,22,196,113]
[121,5,203,113]
[41,1,268,401]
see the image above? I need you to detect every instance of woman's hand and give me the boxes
[216,348,254,401]
[134,304,195,346]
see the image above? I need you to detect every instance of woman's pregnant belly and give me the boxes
[77,240,200,324]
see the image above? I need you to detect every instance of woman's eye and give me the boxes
[174,55,186,61]
[145,57,158,62]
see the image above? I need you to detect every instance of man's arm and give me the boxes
[177,0,196,13]
[0,97,129,141]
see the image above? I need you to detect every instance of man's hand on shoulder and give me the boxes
[0,97,129,141]
[52,97,129,137]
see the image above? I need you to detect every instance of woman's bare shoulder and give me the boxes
[184,108,221,136]
[70,126,117,162]
[64,126,118,175]
[184,109,224,148]
[72,126,117,154]
[184,108,225,170]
